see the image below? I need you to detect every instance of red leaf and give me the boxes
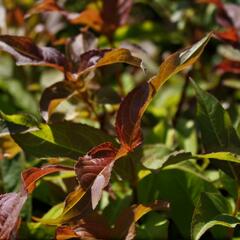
[101,0,133,39]
[0,35,66,71]
[215,59,240,74]
[22,165,73,194]
[75,142,117,208]
[0,192,27,240]
[214,27,239,43]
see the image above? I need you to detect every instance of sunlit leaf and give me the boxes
[1,113,115,158]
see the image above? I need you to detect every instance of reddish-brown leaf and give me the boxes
[40,81,75,122]
[22,165,74,194]
[116,33,211,155]
[75,142,117,208]
[101,0,133,39]
[215,59,240,74]
[0,35,66,71]
[214,27,239,43]
[0,192,27,240]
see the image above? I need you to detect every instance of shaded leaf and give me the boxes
[40,81,74,122]
[113,200,170,240]
[116,33,211,155]
[191,79,240,153]
[191,192,234,240]
[101,0,133,39]
[0,35,66,71]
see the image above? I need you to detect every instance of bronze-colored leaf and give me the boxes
[0,35,66,71]
[116,33,211,154]
[22,165,74,194]
[75,142,117,209]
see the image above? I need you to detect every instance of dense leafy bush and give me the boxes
[1,0,240,239]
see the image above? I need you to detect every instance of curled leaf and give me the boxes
[0,35,66,71]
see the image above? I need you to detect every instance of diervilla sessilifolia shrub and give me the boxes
[1,0,240,239]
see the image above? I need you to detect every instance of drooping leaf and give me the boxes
[0,35,66,71]
[1,113,115,158]
[191,192,234,240]
[0,192,27,240]
[116,33,212,155]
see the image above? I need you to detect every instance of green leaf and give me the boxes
[137,169,217,238]
[191,80,240,153]
[0,113,116,159]
[141,144,192,170]
[191,192,236,240]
